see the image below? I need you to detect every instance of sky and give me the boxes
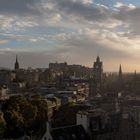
[0,0,140,72]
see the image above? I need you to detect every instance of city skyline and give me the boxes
[0,0,140,72]
[0,55,138,73]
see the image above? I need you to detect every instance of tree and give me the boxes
[4,110,24,138]
[1,95,49,138]
[0,112,6,139]
[30,97,48,136]
[2,96,37,138]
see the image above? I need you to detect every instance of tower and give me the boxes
[15,55,19,70]
[133,70,137,80]
[89,56,103,98]
[118,64,122,82]
[93,56,103,94]
[117,64,123,92]
[132,70,137,92]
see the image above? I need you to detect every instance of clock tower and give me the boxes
[93,56,103,95]
[89,56,103,98]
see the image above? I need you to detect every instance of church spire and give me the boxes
[133,70,137,81]
[119,64,122,80]
[134,70,136,76]
[117,64,123,92]
[15,55,19,70]
[16,55,18,62]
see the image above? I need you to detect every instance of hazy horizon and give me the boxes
[0,56,139,73]
[0,0,140,72]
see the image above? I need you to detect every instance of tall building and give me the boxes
[93,56,103,88]
[118,64,123,82]
[89,56,103,98]
[14,55,19,70]
[117,64,123,92]
[133,70,137,80]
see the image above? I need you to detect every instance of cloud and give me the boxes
[0,0,41,16]
[51,0,110,22]
[0,39,8,44]
[114,2,136,9]
[50,0,140,38]
[0,0,140,71]
[45,28,140,71]
[61,29,133,57]
[0,17,39,33]
[113,7,140,37]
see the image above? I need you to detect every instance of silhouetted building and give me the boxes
[117,64,124,92]
[77,109,136,140]
[89,56,103,98]
[14,55,19,70]
[118,64,123,83]
[133,70,137,80]
[93,56,103,89]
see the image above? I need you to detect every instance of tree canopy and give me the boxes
[1,95,48,139]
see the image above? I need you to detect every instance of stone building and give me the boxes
[89,56,103,98]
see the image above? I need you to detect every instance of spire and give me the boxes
[16,55,18,63]
[96,55,100,62]
[117,64,123,92]
[15,55,19,70]
[134,70,136,76]
[119,64,122,76]
[119,64,122,80]
[133,70,137,80]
